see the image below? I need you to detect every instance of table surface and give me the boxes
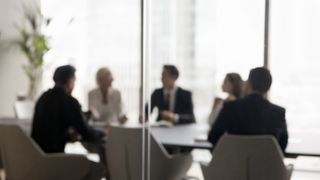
[150,123,320,157]
[1,117,320,157]
[151,124,212,149]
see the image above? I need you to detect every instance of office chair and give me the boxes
[108,126,193,180]
[0,124,105,180]
[201,134,293,180]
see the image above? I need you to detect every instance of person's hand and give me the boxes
[119,115,128,124]
[89,106,100,121]
[68,128,80,142]
[160,111,176,123]
[83,110,92,120]
[139,112,147,124]
[103,122,111,130]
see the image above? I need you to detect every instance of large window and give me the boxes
[39,0,320,178]
[269,0,320,129]
[41,0,320,137]
[149,0,265,122]
[41,0,141,120]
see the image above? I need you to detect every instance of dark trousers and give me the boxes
[82,141,110,179]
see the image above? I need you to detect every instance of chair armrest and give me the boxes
[286,164,294,179]
[27,154,95,180]
[167,153,193,170]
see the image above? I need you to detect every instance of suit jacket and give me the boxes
[31,86,102,153]
[149,87,195,124]
[208,93,288,152]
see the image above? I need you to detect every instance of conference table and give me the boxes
[1,117,320,157]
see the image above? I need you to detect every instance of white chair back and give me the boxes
[201,134,293,180]
[107,126,192,180]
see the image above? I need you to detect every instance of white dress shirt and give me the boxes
[88,88,123,123]
[163,86,179,121]
[163,86,178,112]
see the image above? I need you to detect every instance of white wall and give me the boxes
[0,0,38,117]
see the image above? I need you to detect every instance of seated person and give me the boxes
[146,65,195,125]
[31,65,105,153]
[88,67,127,128]
[208,73,243,125]
[208,67,288,152]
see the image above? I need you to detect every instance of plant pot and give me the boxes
[27,67,42,101]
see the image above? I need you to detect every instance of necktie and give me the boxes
[164,92,170,110]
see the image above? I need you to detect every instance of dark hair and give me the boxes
[163,65,179,79]
[248,67,272,94]
[53,65,76,85]
[225,73,243,98]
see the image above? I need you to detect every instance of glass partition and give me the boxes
[269,0,320,154]
[148,0,265,123]
[41,0,145,179]
[40,0,320,179]
[146,0,265,179]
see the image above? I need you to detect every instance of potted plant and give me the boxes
[16,9,51,100]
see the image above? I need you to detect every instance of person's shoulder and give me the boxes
[109,88,121,98]
[39,87,63,100]
[110,88,121,94]
[269,102,286,114]
[222,99,239,109]
[237,94,265,107]
[40,88,52,96]
[152,88,163,95]
[177,87,192,95]
[36,89,52,103]
[68,96,82,109]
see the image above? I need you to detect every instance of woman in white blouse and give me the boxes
[208,73,243,125]
[88,67,127,127]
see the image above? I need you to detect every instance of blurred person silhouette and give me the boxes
[88,67,127,130]
[143,65,195,125]
[208,67,288,152]
[208,73,243,125]
[31,65,107,177]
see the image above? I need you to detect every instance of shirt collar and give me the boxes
[164,86,178,95]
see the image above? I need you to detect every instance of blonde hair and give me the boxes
[96,67,111,83]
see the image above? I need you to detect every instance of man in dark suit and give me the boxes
[208,67,288,152]
[32,65,108,178]
[32,65,104,153]
[148,65,195,124]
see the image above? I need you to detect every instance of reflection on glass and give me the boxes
[150,0,264,123]
[270,0,320,129]
[41,0,141,121]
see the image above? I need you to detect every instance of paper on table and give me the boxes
[150,107,174,127]
[194,134,208,142]
[294,156,320,172]
[151,120,174,128]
